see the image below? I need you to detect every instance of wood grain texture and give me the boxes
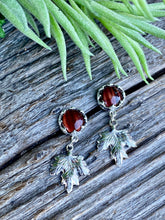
[0,2,165,219]
[0,20,165,167]
[0,74,165,219]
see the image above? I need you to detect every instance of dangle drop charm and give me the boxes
[50,108,89,193]
[97,84,136,166]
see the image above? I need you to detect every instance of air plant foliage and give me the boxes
[0,0,165,81]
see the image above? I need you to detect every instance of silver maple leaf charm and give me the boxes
[50,153,89,193]
[97,129,136,166]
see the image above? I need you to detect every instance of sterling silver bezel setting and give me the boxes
[58,107,88,135]
[97,84,126,111]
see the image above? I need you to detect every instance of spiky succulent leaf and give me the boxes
[67,10,92,79]
[0,0,50,49]
[50,13,67,81]
[105,21,161,54]
[137,0,155,21]
[121,0,134,13]
[90,1,144,34]
[62,0,127,76]
[24,10,39,36]
[18,0,51,37]
[100,18,149,84]
[126,37,154,80]
[1,0,165,81]
[121,14,165,39]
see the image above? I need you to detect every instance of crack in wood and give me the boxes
[126,67,165,96]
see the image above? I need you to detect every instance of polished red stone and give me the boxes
[99,85,124,108]
[62,109,86,133]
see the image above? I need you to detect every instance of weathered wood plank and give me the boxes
[0,74,164,219]
[90,169,165,220]
[1,133,164,220]
[0,16,165,167]
[147,206,165,220]
[0,2,165,219]
[62,158,165,220]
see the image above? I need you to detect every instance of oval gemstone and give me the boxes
[62,109,86,133]
[99,85,124,108]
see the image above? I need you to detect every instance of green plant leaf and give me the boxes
[0,26,5,38]
[50,13,67,81]
[149,3,165,10]
[111,60,121,79]
[121,0,134,13]
[107,20,161,54]
[18,0,51,38]
[131,0,146,15]
[81,5,95,22]
[124,15,165,39]
[67,10,92,79]
[101,18,148,83]
[24,10,39,36]
[95,0,129,13]
[89,1,144,34]
[151,10,165,18]
[24,28,51,50]
[97,1,164,20]
[0,0,28,31]
[55,0,127,76]
[126,37,153,80]
[0,0,164,82]
[0,0,50,49]
[45,0,92,57]
[0,18,5,38]
[0,19,5,26]
[137,0,155,21]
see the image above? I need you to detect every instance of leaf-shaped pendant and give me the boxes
[97,129,136,166]
[50,152,89,193]
[50,107,89,193]
[97,84,137,166]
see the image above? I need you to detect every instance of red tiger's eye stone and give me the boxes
[100,85,124,108]
[62,109,86,133]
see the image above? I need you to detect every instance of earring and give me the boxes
[97,84,136,166]
[50,107,90,193]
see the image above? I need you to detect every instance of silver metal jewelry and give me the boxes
[97,84,136,166]
[50,107,89,193]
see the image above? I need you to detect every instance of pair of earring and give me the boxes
[50,84,136,193]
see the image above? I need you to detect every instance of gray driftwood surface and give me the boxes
[0,4,165,220]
